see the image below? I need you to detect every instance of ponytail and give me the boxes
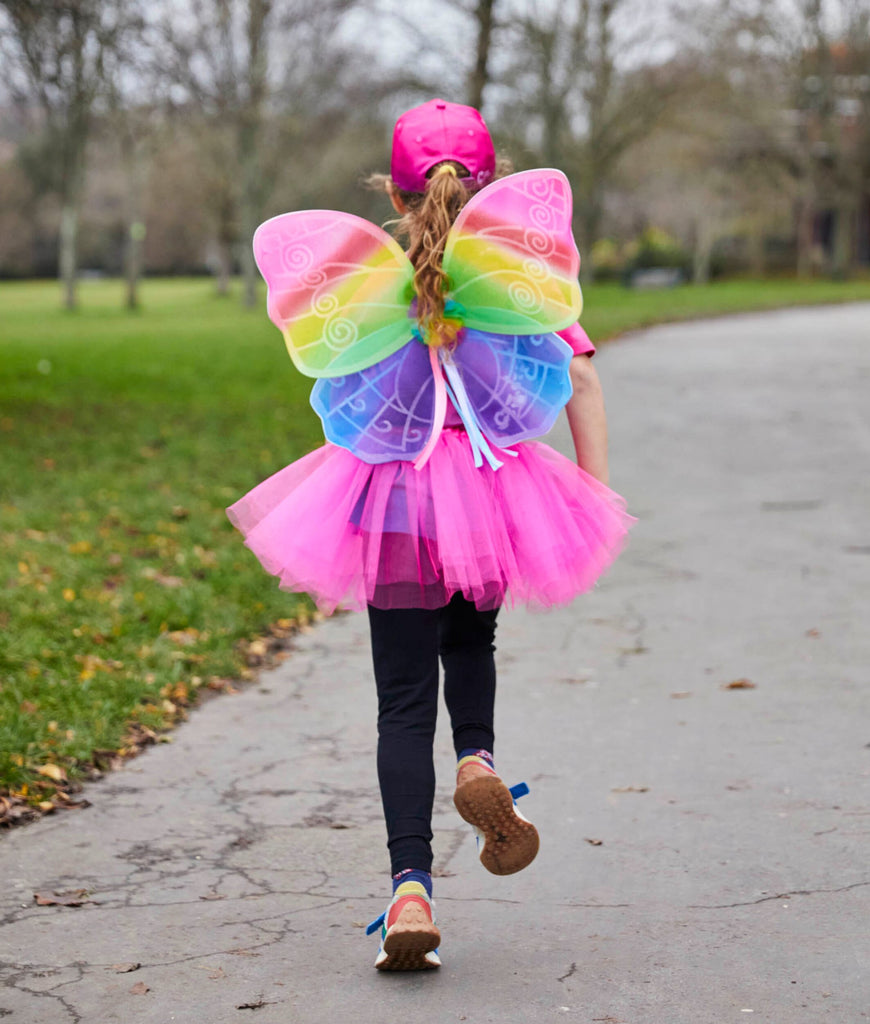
[406,164,467,347]
[367,156,513,348]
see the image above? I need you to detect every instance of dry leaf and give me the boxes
[111,963,141,973]
[723,679,757,690]
[585,838,604,846]
[129,981,149,995]
[611,785,650,793]
[237,997,270,1010]
[34,889,93,907]
[200,892,227,901]
[805,628,820,638]
[37,763,67,782]
[209,967,226,980]
[670,691,692,699]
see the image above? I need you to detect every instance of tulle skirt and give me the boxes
[227,429,633,612]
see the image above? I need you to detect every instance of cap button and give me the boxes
[436,102,446,109]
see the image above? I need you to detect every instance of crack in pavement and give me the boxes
[557,961,578,983]
[688,879,870,909]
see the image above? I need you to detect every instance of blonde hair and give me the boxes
[367,156,513,348]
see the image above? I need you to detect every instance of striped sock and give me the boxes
[457,747,495,773]
[391,868,432,897]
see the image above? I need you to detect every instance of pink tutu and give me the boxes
[227,429,633,612]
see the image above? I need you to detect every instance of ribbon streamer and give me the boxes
[441,355,517,472]
[412,345,448,471]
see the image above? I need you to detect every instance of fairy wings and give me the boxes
[252,169,583,471]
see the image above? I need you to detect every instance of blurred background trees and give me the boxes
[0,0,868,301]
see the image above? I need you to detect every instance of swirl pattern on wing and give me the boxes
[442,169,582,335]
[310,342,436,463]
[253,211,416,378]
[449,328,573,446]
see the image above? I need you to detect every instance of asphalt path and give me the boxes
[1,303,868,1023]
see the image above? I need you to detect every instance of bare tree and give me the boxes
[162,0,360,306]
[686,0,870,277]
[0,0,142,308]
[468,0,499,110]
[498,0,680,279]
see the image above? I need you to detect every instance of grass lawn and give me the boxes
[2,274,870,814]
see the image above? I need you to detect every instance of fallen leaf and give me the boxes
[33,889,93,907]
[129,981,149,995]
[54,791,90,809]
[611,785,649,793]
[111,963,141,973]
[200,892,227,901]
[670,691,692,699]
[209,967,226,980]
[723,679,757,690]
[585,838,604,846]
[0,795,37,825]
[165,627,200,646]
[805,628,820,638]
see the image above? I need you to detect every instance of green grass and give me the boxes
[2,274,870,805]
[582,276,870,339]
[0,278,321,803]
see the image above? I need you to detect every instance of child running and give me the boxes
[227,98,632,971]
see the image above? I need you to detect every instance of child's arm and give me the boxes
[564,355,609,485]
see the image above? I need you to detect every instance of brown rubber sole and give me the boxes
[453,774,539,875]
[376,902,441,971]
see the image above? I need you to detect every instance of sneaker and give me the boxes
[453,759,539,875]
[366,881,441,971]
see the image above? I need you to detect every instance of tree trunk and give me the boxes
[120,119,146,310]
[830,198,854,279]
[239,154,259,309]
[125,222,145,310]
[239,0,272,309]
[59,197,79,310]
[467,0,497,110]
[216,239,232,297]
[795,189,815,278]
[577,186,603,284]
[692,216,716,285]
[747,219,766,277]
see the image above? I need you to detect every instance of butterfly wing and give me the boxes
[253,211,415,377]
[450,328,573,446]
[310,341,436,462]
[443,169,582,335]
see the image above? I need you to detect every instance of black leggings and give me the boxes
[367,593,499,874]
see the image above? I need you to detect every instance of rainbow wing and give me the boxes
[253,211,416,377]
[450,329,573,446]
[443,169,582,335]
[310,327,573,464]
[310,342,435,463]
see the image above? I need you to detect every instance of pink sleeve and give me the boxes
[556,322,595,357]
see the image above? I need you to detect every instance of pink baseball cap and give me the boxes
[390,98,496,193]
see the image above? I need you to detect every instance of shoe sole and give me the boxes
[375,902,441,971]
[453,775,540,875]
